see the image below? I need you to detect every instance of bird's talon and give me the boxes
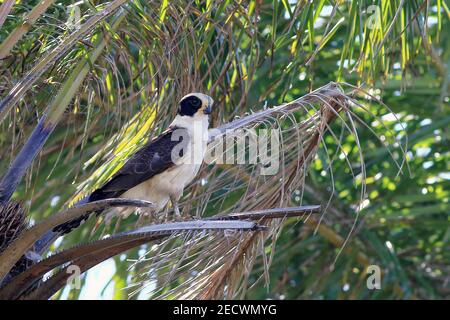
[173,212,183,221]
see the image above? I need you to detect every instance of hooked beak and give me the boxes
[203,105,212,115]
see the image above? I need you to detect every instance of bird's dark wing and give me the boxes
[50,127,189,241]
[89,126,189,201]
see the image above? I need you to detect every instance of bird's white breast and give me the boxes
[121,114,209,214]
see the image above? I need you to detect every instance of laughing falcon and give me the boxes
[53,93,213,234]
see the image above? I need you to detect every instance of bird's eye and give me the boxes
[190,97,202,108]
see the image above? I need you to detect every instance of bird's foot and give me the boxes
[170,198,183,221]
[173,210,183,221]
[137,208,158,224]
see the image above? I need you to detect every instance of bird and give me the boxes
[34,93,214,253]
[87,92,213,220]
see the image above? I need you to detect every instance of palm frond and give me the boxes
[0,198,154,282]
[0,219,265,300]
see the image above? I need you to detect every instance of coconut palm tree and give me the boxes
[0,0,447,299]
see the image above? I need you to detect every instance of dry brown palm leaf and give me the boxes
[35,82,406,299]
[0,198,155,283]
[108,84,366,298]
[120,82,407,299]
[0,219,265,300]
[0,206,317,300]
[125,206,319,299]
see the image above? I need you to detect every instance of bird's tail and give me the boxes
[4,196,102,288]
[32,195,96,255]
[32,185,118,255]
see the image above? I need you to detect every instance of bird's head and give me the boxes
[177,93,214,117]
